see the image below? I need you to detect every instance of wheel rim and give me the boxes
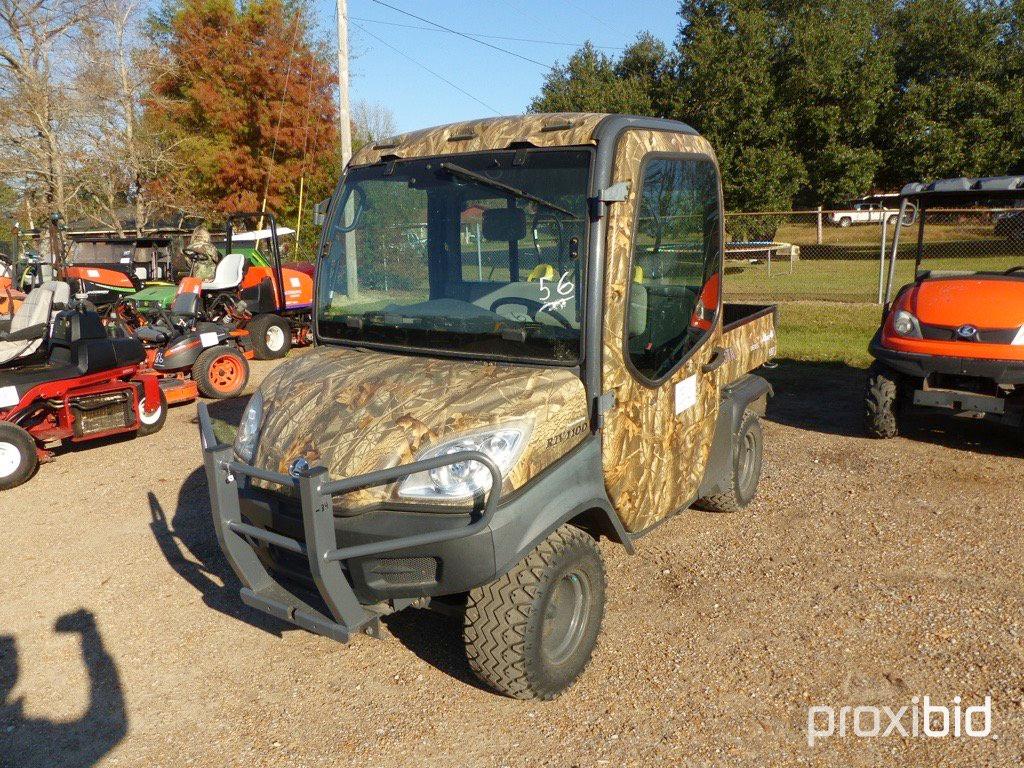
[139,400,163,425]
[540,569,591,665]
[265,324,286,352]
[737,428,758,494]
[0,441,22,479]
[209,355,243,393]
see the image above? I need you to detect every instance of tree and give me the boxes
[876,0,1019,186]
[75,0,178,233]
[671,0,805,213]
[777,0,894,205]
[531,34,671,116]
[0,0,95,226]
[352,99,396,150]
[148,0,339,225]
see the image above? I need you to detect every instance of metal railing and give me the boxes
[198,403,502,642]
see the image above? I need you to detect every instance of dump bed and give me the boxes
[720,303,778,384]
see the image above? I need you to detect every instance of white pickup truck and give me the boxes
[829,201,898,227]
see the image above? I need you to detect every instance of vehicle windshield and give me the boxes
[316,148,591,363]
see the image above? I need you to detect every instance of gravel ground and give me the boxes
[2,357,1023,767]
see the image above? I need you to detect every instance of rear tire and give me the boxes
[136,388,168,436]
[864,363,900,438]
[0,422,38,490]
[464,524,605,700]
[193,347,249,399]
[249,314,291,360]
[697,410,763,513]
[839,216,852,228]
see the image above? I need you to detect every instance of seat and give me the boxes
[0,309,145,403]
[0,281,71,366]
[202,253,245,292]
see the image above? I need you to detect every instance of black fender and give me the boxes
[154,328,236,371]
[698,374,773,499]
[488,436,634,581]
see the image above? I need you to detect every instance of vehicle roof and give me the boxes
[901,175,1024,201]
[349,112,703,167]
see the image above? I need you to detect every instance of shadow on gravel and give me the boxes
[147,470,291,638]
[763,358,1024,457]
[0,609,126,768]
[382,608,491,693]
[762,359,865,437]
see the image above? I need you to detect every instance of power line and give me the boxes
[562,0,618,32]
[350,21,502,116]
[349,15,624,51]
[368,0,551,70]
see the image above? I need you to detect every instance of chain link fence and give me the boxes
[724,207,1024,303]
[723,206,1024,365]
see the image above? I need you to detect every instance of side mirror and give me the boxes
[313,198,330,227]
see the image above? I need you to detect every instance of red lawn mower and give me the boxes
[0,305,173,490]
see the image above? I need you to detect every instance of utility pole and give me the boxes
[337,0,352,168]
[337,0,359,299]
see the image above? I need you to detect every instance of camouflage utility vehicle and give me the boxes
[199,113,778,699]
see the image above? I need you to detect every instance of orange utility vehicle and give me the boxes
[866,176,1024,438]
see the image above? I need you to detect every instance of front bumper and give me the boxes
[198,404,503,643]
[869,332,1024,385]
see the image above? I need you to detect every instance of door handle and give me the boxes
[701,346,732,374]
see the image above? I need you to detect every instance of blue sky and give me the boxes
[310,1,681,133]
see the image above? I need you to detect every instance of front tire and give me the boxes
[839,216,852,227]
[864,362,900,438]
[193,347,249,399]
[464,525,606,700]
[249,314,291,360]
[0,422,38,490]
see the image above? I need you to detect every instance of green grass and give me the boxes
[727,254,1024,302]
[769,301,880,367]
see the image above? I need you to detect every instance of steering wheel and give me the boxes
[489,296,575,330]
[1003,265,1024,275]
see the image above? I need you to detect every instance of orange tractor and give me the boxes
[118,214,313,400]
[866,176,1024,438]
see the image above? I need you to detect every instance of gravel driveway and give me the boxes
[2,358,1022,767]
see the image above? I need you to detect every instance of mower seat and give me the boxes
[0,280,71,366]
[202,253,245,292]
[0,309,145,403]
[135,290,199,344]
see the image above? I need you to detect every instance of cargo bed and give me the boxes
[720,303,778,383]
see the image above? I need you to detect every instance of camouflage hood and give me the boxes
[252,346,589,510]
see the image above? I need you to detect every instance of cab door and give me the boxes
[600,130,725,533]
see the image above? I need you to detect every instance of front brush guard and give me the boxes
[197,403,502,642]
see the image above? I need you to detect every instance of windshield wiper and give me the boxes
[438,162,579,219]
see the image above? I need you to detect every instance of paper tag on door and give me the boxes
[674,375,697,414]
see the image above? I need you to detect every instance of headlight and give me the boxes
[892,309,922,338]
[233,391,263,463]
[398,426,529,501]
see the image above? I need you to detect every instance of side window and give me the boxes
[626,156,721,382]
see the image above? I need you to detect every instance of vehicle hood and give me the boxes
[252,346,589,510]
[903,276,1024,328]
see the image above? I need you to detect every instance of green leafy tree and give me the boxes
[531,34,671,115]
[671,0,805,216]
[876,0,1018,185]
[777,0,894,205]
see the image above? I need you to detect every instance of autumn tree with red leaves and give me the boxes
[149,0,338,247]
